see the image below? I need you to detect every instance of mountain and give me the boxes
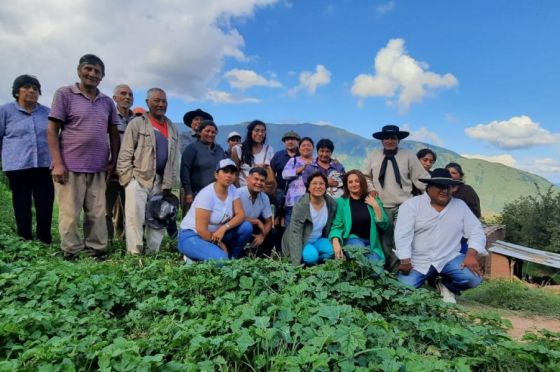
[177,122,556,217]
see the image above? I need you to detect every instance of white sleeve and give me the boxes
[230,185,240,201]
[463,203,487,255]
[264,145,274,165]
[195,186,214,211]
[394,199,416,259]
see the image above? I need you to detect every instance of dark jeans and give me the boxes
[105,178,125,241]
[5,167,54,244]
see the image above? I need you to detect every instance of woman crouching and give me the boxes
[282,171,338,265]
[329,170,390,263]
[178,159,252,261]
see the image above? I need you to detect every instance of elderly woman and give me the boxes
[329,170,390,263]
[178,159,253,261]
[302,138,345,198]
[282,171,338,265]
[180,120,226,211]
[0,75,53,244]
[231,120,274,187]
[282,137,314,225]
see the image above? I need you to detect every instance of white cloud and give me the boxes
[207,90,260,104]
[401,124,444,146]
[464,115,560,149]
[289,65,331,95]
[0,0,278,104]
[376,0,395,14]
[223,68,282,90]
[351,38,458,111]
[315,120,332,126]
[530,158,560,174]
[461,154,518,168]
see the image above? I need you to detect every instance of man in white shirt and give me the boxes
[238,167,276,256]
[394,168,487,303]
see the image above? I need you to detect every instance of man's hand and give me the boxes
[105,162,115,182]
[398,259,413,275]
[252,233,265,247]
[461,249,481,277]
[51,163,68,184]
[183,194,193,205]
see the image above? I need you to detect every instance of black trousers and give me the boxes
[5,167,54,244]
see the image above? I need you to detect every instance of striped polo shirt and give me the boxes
[49,84,119,173]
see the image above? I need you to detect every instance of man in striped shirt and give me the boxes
[47,54,120,260]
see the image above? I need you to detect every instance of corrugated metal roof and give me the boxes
[489,240,560,269]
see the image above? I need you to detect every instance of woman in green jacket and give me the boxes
[281,171,338,265]
[329,169,390,263]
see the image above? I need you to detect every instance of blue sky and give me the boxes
[1,0,559,182]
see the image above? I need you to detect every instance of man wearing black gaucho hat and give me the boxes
[394,168,487,303]
[363,124,430,271]
[179,108,213,155]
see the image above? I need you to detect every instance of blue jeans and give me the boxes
[177,221,253,261]
[397,254,482,294]
[344,237,382,262]
[302,237,334,265]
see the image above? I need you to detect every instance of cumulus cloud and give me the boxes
[289,65,331,95]
[223,69,282,90]
[0,0,277,104]
[461,154,518,168]
[351,39,458,111]
[464,115,560,149]
[207,90,260,104]
[401,124,444,145]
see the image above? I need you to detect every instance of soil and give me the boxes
[502,313,560,339]
[460,300,560,339]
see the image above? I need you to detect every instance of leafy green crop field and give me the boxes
[1,178,559,371]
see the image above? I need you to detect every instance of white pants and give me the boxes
[124,176,165,255]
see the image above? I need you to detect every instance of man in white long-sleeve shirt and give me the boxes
[395,168,487,303]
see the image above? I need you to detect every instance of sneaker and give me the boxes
[183,255,194,265]
[436,281,457,304]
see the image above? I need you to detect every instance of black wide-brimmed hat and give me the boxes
[419,168,463,186]
[372,125,409,140]
[182,109,213,127]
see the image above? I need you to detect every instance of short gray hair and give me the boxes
[113,84,132,96]
[146,87,166,99]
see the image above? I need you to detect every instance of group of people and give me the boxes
[0,53,486,303]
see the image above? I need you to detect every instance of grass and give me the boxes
[463,279,560,317]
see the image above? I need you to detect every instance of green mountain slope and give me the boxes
[178,122,556,216]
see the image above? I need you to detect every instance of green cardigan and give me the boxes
[281,193,337,265]
[328,196,390,261]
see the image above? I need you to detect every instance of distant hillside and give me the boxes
[177,122,556,217]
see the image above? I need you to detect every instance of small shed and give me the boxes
[487,240,560,280]
[481,225,506,277]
